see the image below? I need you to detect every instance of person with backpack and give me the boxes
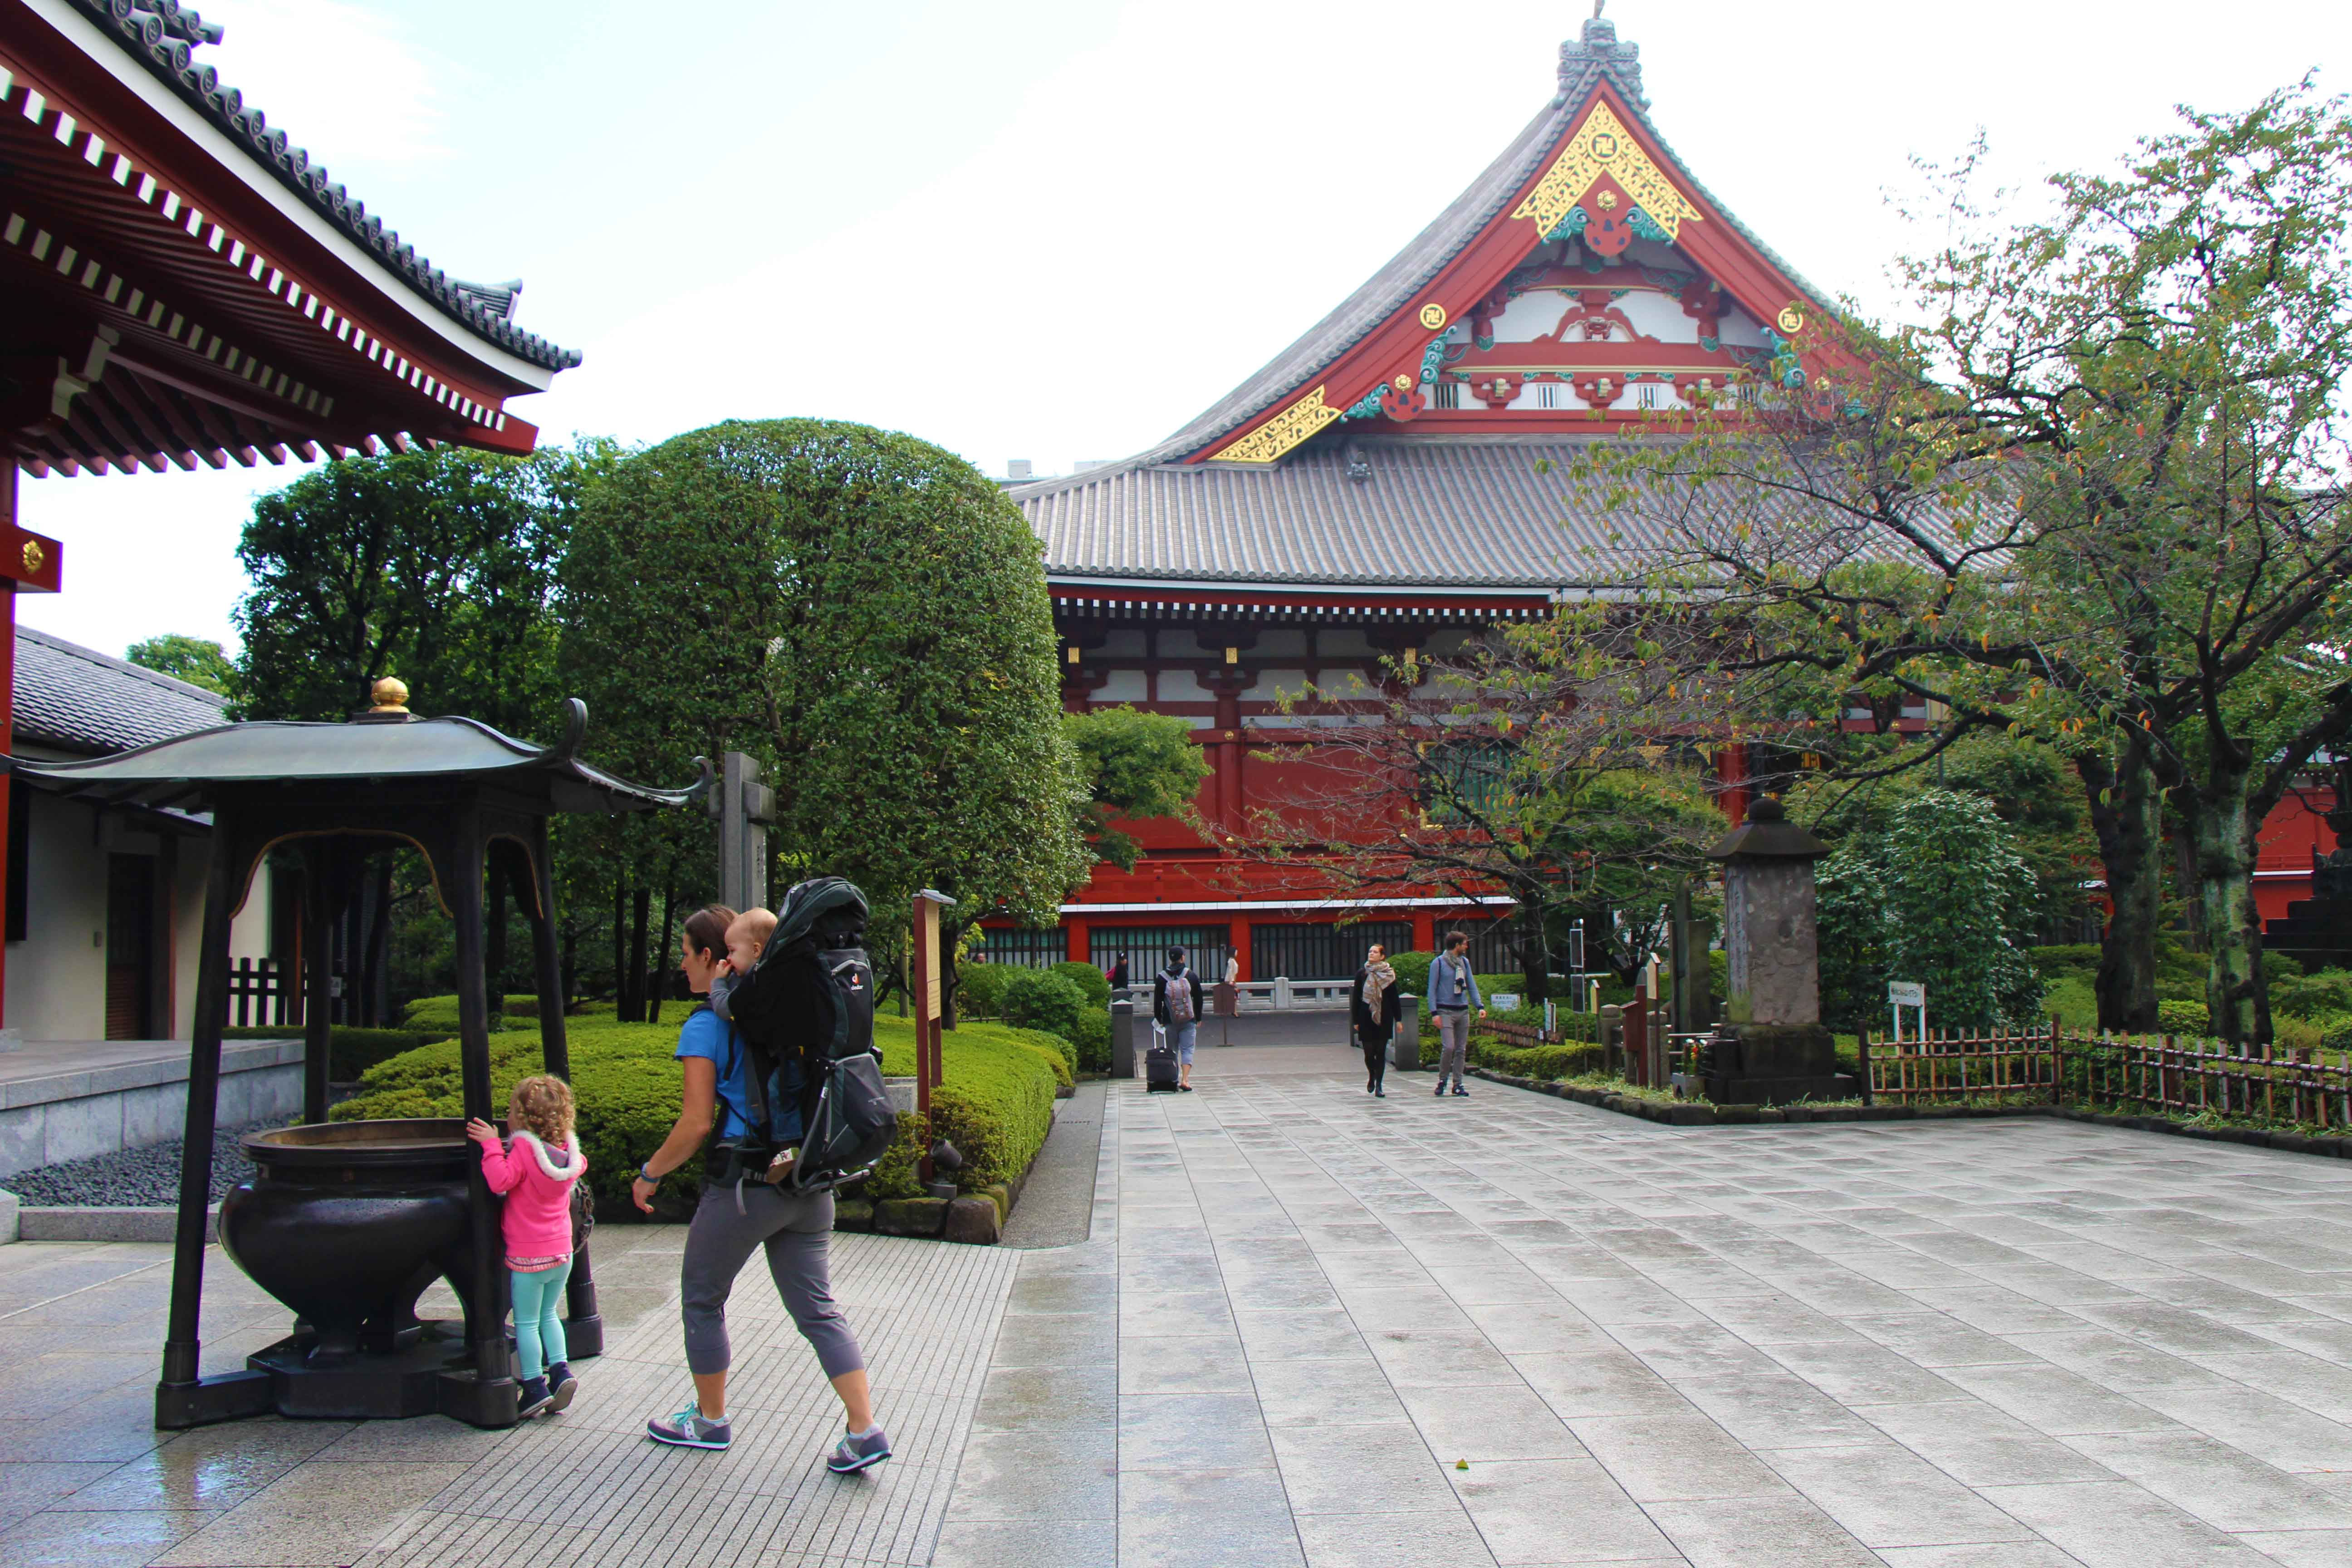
[1428,930,1485,1098]
[1153,946,1206,1091]
[629,901,888,1473]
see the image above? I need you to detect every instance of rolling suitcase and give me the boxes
[1146,1020,1181,1092]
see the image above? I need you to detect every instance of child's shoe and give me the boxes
[545,1362,578,1413]
[518,1375,553,1418]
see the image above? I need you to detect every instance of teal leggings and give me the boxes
[509,1259,573,1381]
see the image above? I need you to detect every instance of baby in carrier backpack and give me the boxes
[710,907,800,1184]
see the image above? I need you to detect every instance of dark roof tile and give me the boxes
[13,626,229,756]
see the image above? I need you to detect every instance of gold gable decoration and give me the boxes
[1511,101,1703,244]
[1212,386,1343,465]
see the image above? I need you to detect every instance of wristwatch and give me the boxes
[637,1165,658,1184]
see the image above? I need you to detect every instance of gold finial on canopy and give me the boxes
[370,677,410,713]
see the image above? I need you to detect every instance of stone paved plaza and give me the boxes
[5,1049,2352,1565]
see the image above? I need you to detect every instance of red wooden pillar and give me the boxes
[1411,910,1436,954]
[1717,742,1750,826]
[1229,916,1250,982]
[1067,916,1091,967]
[0,468,64,1032]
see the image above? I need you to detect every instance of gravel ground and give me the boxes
[0,1118,282,1206]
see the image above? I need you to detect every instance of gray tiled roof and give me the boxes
[1027,435,1667,588]
[61,0,579,372]
[1111,19,1833,470]
[14,627,229,757]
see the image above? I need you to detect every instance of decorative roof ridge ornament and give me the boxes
[1557,6,1647,110]
[353,676,415,725]
[1512,100,1702,249]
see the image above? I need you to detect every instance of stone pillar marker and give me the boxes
[1703,796,1855,1104]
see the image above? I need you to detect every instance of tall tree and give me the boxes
[559,419,1090,1001]
[234,441,613,729]
[126,634,237,698]
[1588,82,2352,1044]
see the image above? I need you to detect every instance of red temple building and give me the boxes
[1002,16,2340,981]
[1,0,576,1032]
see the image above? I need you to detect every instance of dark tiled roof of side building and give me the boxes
[13,627,229,757]
[60,0,580,372]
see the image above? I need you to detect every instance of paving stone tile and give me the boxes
[0,1504,213,1568]
[1396,1382,1584,1462]
[1290,1506,1499,1568]
[2062,1427,2352,1531]
[1641,1494,1885,1567]
[1976,1478,2274,1566]
[50,1420,352,1512]
[932,1517,1117,1568]
[1444,1455,1669,1564]
[1756,1441,2039,1548]
[2233,1528,2352,1566]
[1362,1327,1523,1388]
[1267,1423,1458,1515]
[1673,1372,1886,1450]
[1860,1397,2120,1487]
[942,1428,1115,1521]
[150,1460,469,1566]
[1611,1320,1788,1380]
[1872,1546,2092,1568]
[1567,1412,1791,1502]
[971,1365,1117,1431]
[1121,1331,1254,1394]
[1511,1351,1691,1419]
[1120,1390,1274,1470]
[1234,1306,1363,1358]
[1251,1354,1411,1429]
[1763,1338,1975,1406]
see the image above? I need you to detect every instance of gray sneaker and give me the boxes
[647,1401,730,1449]
[827,1425,892,1473]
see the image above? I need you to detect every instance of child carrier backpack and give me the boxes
[720,877,900,1193]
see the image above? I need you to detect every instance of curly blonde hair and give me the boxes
[508,1074,576,1145]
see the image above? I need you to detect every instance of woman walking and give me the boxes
[1352,943,1400,1097]
[631,903,890,1473]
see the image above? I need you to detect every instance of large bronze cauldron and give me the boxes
[220,1119,487,1419]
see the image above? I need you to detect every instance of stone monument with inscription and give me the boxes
[1702,797,1855,1104]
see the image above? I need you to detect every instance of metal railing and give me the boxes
[1113,979,1355,1013]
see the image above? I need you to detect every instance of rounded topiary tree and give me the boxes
[561,420,1090,960]
[1002,969,1088,1042]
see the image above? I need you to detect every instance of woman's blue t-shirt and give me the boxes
[675,1007,803,1142]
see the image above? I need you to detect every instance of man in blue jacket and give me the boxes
[1427,930,1485,1097]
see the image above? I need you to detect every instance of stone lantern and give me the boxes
[1702,796,1855,1104]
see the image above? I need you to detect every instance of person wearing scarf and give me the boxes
[1352,944,1401,1097]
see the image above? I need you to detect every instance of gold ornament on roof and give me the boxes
[1394,373,1414,390]
[370,676,411,713]
[20,540,43,576]
[1212,386,1343,465]
[1776,304,1806,333]
[1512,101,1703,243]
[1418,303,1448,330]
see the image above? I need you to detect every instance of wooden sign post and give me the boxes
[911,889,957,1184]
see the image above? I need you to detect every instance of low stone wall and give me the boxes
[1466,1065,2352,1160]
[0,1039,303,1178]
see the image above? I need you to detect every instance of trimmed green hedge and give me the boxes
[1050,960,1112,1008]
[956,961,1014,1020]
[400,995,513,1033]
[331,1009,1064,1214]
[223,1025,451,1081]
[1468,1035,1607,1080]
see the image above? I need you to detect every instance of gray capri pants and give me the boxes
[680,1181,864,1379]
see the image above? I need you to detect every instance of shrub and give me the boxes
[332,1009,1060,1211]
[1002,968,1088,1040]
[2273,968,2352,1021]
[1067,1007,1112,1073]
[1468,1037,1606,1080]
[1390,951,1435,995]
[994,1023,1076,1085]
[400,995,511,1033]
[955,961,1014,1021]
[1051,960,1112,1008]
[2156,998,2210,1035]
[224,1025,451,1081]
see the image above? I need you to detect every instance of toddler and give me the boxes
[468,1074,588,1418]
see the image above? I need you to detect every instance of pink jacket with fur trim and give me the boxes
[478,1131,586,1259]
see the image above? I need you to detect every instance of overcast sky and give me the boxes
[18,0,2351,659]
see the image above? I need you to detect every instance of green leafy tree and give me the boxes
[1587,82,2352,1044]
[234,441,614,730]
[1818,790,2043,1031]
[559,419,1090,1009]
[1063,705,1211,870]
[126,634,237,698]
